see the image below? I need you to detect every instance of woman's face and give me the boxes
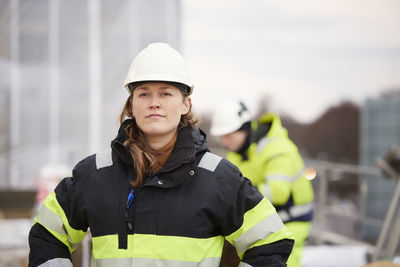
[132,82,191,139]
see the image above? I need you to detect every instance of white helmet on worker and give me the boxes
[210,101,251,136]
[124,42,193,95]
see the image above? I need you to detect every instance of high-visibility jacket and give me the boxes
[226,113,314,223]
[29,120,294,267]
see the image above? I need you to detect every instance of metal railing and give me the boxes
[307,159,400,260]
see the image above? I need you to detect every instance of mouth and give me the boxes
[146,114,164,118]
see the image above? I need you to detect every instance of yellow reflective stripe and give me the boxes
[234,213,284,254]
[93,257,221,267]
[225,198,275,245]
[35,191,86,252]
[92,234,224,261]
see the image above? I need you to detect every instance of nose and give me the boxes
[149,95,161,109]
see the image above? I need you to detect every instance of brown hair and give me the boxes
[119,89,198,187]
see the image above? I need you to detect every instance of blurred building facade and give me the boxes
[360,91,400,239]
[0,0,182,188]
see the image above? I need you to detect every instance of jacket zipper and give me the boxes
[155,188,161,235]
[125,187,135,233]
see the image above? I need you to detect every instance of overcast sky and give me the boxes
[182,0,400,123]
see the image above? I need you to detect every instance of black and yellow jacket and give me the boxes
[29,120,294,267]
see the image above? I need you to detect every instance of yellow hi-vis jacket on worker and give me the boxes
[226,112,314,267]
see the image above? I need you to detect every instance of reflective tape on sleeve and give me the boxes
[38,258,73,267]
[35,191,86,252]
[226,198,293,258]
[234,213,284,254]
[290,202,313,218]
[265,167,305,183]
[36,204,67,236]
[198,152,222,172]
[225,198,276,245]
[238,262,253,267]
[96,148,113,170]
[277,210,290,223]
[263,184,271,200]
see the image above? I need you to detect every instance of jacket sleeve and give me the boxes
[257,154,294,206]
[29,162,89,267]
[220,163,294,267]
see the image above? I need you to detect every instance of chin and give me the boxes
[137,119,180,137]
[141,126,175,137]
[142,128,164,136]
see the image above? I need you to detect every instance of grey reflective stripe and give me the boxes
[92,257,221,267]
[266,174,292,182]
[96,148,113,170]
[293,167,306,180]
[266,167,305,183]
[278,203,313,223]
[234,212,284,254]
[36,204,66,236]
[198,152,222,172]
[36,203,80,250]
[277,210,290,222]
[263,184,271,200]
[39,258,73,267]
[256,137,274,153]
[290,202,314,218]
[238,262,253,267]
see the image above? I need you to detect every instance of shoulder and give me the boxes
[196,151,243,184]
[73,148,115,176]
[255,134,295,155]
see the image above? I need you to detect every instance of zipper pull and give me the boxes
[126,189,134,210]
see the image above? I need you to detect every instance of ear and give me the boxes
[181,97,191,115]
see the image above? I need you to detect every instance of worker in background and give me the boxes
[28,43,294,266]
[210,101,314,267]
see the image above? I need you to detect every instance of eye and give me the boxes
[138,93,148,97]
[161,91,172,96]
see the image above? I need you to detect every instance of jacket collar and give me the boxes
[111,119,209,179]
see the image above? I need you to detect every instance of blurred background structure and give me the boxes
[1,0,400,266]
[0,0,181,189]
[360,92,400,239]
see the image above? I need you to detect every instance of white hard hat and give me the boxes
[124,42,193,94]
[210,101,251,136]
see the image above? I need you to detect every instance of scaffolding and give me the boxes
[309,159,400,261]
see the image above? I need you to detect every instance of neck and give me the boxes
[146,129,178,151]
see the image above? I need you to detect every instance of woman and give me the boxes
[29,43,294,267]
